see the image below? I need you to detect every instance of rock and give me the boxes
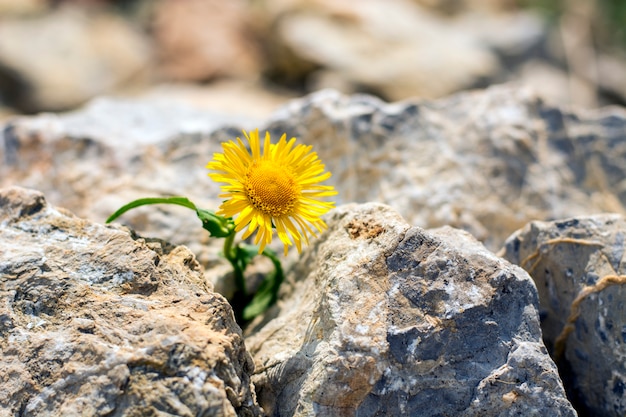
[501,214,626,417]
[0,104,15,124]
[2,83,626,268]
[0,97,247,292]
[151,0,262,82]
[0,0,47,15]
[515,60,598,108]
[0,186,262,417]
[246,203,577,416]
[596,53,626,106]
[0,5,151,112]
[263,0,500,100]
[138,79,295,120]
[449,9,545,58]
[266,85,626,251]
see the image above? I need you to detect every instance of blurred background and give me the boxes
[0,0,625,122]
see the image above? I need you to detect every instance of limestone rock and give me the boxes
[246,203,576,416]
[266,85,626,250]
[0,186,262,417]
[2,83,626,265]
[501,214,626,417]
[0,97,246,292]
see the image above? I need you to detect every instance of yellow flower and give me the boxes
[207,129,337,255]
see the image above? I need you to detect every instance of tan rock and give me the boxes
[0,0,47,15]
[0,6,151,112]
[266,0,498,100]
[151,0,262,81]
[0,186,262,417]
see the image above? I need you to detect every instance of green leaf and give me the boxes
[196,208,234,238]
[242,247,284,321]
[234,243,259,274]
[106,196,234,239]
[105,196,198,223]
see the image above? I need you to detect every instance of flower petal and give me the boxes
[207,129,337,254]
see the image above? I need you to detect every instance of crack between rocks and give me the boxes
[554,274,626,360]
[516,236,626,363]
[520,237,605,274]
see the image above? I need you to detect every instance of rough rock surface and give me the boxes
[266,85,626,250]
[0,186,262,417]
[246,203,576,417]
[501,214,626,417]
[3,84,626,252]
[0,97,248,292]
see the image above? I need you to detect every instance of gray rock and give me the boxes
[2,83,626,277]
[0,186,262,417]
[0,97,247,294]
[501,214,626,417]
[266,85,626,251]
[246,203,577,417]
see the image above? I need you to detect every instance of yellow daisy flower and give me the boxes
[207,129,337,255]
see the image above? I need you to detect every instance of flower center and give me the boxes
[245,160,299,217]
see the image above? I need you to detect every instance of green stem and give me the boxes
[223,232,246,296]
[224,230,250,326]
[223,232,251,324]
[262,249,284,303]
[106,197,197,223]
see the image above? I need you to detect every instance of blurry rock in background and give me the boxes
[0,3,151,113]
[0,0,47,15]
[261,0,540,101]
[151,0,262,82]
[270,0,500,100]
[0,0,625,117]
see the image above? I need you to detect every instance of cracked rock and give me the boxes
[502,214,626,417]
[0,186,262,417]
[246,203,576,417]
